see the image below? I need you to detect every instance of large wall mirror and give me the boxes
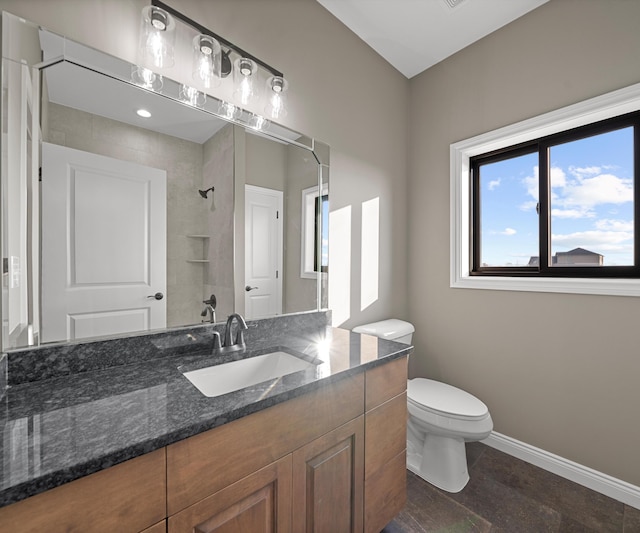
[1,12,329,351]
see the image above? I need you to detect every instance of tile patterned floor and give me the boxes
[382,442,640,532]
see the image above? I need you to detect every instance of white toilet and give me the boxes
[352,319,493,493]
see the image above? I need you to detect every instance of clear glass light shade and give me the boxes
[265,76,288,119]
[131,65,163,91]
[217,101,242,121]
[247,113,270,131]
[139,5,175,69]
[192,34,221,89]
[233,57,259,105]
[179,84,207,107]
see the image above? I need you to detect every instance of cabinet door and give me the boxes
[168,455,291,533]
[292,416,364,533]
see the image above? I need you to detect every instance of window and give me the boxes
[450,81,640,296]
[301,183,328,278]
[471,112,639,277]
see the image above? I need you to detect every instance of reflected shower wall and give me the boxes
[203,124,235,321]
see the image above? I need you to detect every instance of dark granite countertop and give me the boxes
[0,314,411,508]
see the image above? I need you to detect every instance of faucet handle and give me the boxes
[211,331,222,351]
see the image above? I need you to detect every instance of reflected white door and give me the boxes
[41,143,166,343]
[245,185,283,319]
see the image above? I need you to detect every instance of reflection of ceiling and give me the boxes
[317,0,549,78]
[44,62,226,144]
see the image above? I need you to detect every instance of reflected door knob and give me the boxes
[245,285,258,292]
[147,292,164,300]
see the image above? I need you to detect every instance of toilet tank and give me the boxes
[352,319,414,344]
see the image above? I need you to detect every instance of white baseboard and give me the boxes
[483,432,640,511]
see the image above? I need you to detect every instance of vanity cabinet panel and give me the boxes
[0,448,166,533]
[167,373,364,515]
[292,416,364,533]
[168,455,292,533]
[364,392,407,478]
[364,356,408,533]
[365,356,408,411]
[364,451,406,533]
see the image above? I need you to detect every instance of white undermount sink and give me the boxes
[182,351,317,398]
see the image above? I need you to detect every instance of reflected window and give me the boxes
[302,184,328,278]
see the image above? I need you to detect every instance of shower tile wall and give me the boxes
[46,104,233,328]
[203,124,235,321]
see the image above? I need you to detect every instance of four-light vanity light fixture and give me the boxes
[134,0,288,129]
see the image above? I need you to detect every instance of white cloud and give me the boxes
[488,179,501,190]
[552,230,633,249]
[522,167,539,201]
[569,166,601,178]
[519,200,538,212]
[594,219,634,232]
[551,207,595,219]
[501,228,516,236]
[561,173,633,207]
[550,166,567,189]
[523,165,632,215]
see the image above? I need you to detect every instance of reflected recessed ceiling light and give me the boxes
[136,108,152,118]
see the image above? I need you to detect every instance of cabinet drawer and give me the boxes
[365,392,407,478]
[0,448,166,533]
[365,356,407,411]
[167,372,364,514]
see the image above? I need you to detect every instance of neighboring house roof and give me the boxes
[556,247,603,257]
[528,248,603,266]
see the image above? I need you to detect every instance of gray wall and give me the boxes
[408,0,640,486]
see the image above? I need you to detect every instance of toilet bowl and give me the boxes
[407,378,492,492]
[352,319,493,493]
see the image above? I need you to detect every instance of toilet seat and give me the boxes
[408,378,489,421]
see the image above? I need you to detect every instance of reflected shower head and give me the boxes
[198,186,215,198]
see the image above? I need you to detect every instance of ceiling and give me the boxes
[317,0,549,78]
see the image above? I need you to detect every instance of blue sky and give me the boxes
[480,126,634,266]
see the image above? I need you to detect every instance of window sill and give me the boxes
[452,274,640,297]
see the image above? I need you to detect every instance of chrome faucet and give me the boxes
[200,294,217,323]
[223,313,248,351]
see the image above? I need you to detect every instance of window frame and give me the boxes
[450,81,640,296]
[470,112,640,278]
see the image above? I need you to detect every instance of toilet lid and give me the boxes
[407,378,489,420]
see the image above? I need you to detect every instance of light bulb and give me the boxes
[265,76,288,119]
[192,34,221,89]
[131,65,163,91]
[247,113,270,131]
[233,58,258,105]
[179,85,206,108]
[218,101,241,121]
